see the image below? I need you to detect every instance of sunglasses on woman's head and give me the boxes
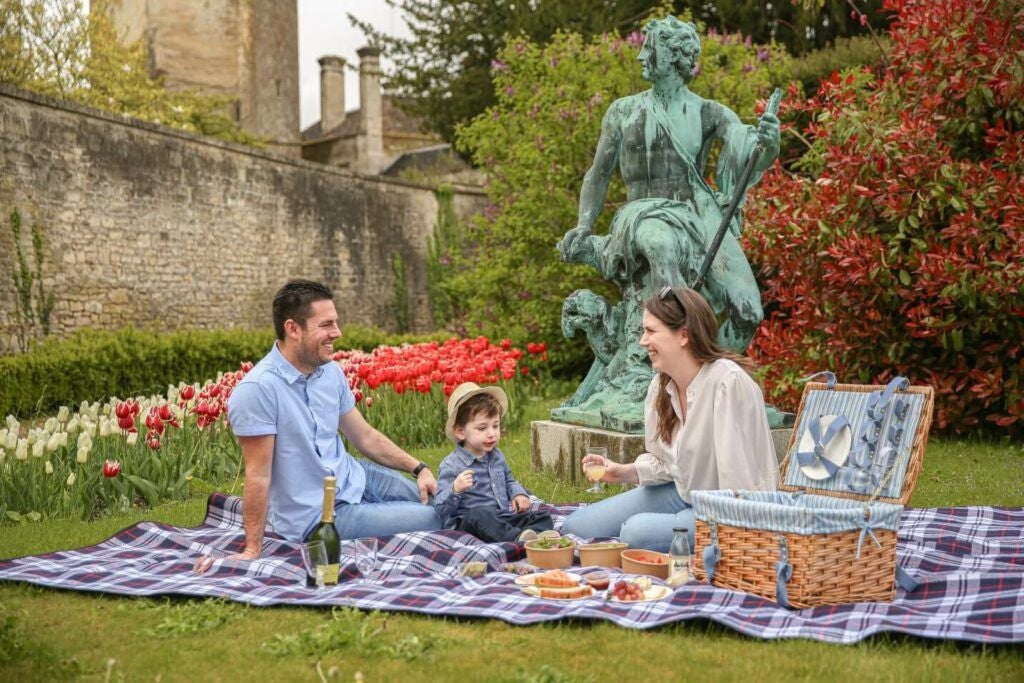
[659,286,685,311]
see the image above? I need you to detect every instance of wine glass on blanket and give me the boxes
[353,538,379,581]
[583,447,608,494]
[300,540,329,588]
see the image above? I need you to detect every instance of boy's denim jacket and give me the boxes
[433,445,529,528]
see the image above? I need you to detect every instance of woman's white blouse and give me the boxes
[634,359,778,502]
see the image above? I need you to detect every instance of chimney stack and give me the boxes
[318,55,346,133]
[356,45,384,173]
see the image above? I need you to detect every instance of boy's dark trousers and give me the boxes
[452,506,554,543]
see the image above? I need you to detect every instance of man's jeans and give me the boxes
[326,460,442,540]
[560,482,695,552]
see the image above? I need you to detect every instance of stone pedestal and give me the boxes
[531,420,794,482]
[531,420,645,485]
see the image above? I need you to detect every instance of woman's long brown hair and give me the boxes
[645,288,758,444]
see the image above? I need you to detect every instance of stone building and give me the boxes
[103,1,475,179]
[301,48,477,180]
[104,0,301,157]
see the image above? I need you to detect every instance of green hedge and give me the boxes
[0,325,453,418]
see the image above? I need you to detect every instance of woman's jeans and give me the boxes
[560,482,694,553]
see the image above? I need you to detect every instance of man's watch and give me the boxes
[412,462,429,477]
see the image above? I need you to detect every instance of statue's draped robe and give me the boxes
[598,92,765,292]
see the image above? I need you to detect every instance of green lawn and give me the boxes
[1,394,1022,681]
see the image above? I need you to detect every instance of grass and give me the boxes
[1,395,1022,681]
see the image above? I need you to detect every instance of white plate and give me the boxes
[514,571,582,587]
[607,581,673,603]
[520,585,595,601]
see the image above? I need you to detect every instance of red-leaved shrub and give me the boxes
[745,0,1024,435]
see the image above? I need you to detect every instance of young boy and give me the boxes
[434,383,554,543]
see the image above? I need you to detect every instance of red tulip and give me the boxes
[365,397,373,408]
[179,385,196,401]
[102,460,121,478]
[158,404,172,421]
[115,402,131,419]
[147,436,161,450]
[117,415,136,431]
[240,361,254,372]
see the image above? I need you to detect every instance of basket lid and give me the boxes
[778,378,934,505]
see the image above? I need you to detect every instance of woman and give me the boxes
[561,287,777,552]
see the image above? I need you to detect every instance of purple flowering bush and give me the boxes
[446,23,793,373]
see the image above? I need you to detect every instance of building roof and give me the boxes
[301,96,431,142]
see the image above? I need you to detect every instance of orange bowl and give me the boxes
[578,541,628,568]
[524,539,576,569]
[620,549,670,579]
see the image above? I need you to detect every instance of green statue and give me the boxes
[554,16,781,433]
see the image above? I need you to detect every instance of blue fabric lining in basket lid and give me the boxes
[691,490,903,536]
[782,387,926,500]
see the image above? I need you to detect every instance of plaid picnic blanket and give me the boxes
[1,493,1021,644]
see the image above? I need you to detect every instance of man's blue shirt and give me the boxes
[227,343,366,541]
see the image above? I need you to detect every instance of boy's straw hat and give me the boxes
[445,382,509,443]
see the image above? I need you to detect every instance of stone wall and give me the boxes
[0,84,488,353]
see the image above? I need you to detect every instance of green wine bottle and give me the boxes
[309,476,341,585]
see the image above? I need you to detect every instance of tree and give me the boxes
[354,1,889,142]
[745,0,1024,435]
[0,0,259,146]
[351,0,680,143]
[679,0,891,56]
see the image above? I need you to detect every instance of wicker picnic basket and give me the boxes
[691,376,934,608]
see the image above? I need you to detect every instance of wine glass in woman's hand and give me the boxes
[582,447,608,494]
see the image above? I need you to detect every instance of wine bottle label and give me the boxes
[320,563,340,585]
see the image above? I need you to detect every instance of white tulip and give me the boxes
[57,406,70,423]
[16,439,28,460]
[0,448,5,463]
[87,404,99,421]
[0,428,6,444]
[66,471,76,487]
[77,431,92,450]
[44,417,58,433]
[80,400,90,414]
[46,432,62,453]
[26,430,38,445]
[44,460,53,475]
[76,445,89,464]
[5,415,18,431]
[32,440,45,458]
[126,431,138,446]
[66,416,80,435]
[85,419,97,439]
[99,418,111,438]
[3,430,16,451]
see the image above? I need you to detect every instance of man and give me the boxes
[556,16,780,355]
[212,279,440,563]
